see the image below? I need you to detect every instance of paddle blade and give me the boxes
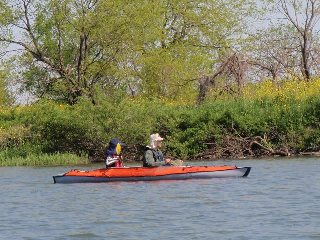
[116,143,121,155]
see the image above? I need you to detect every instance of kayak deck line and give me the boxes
[53,166,251,184]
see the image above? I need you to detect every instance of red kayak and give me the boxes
[53,165,251,183]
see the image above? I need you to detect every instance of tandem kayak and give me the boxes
[53,165,251,184]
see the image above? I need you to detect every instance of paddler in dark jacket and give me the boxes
[105,138,126,168]
[143,133,183,167]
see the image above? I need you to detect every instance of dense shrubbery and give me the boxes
[1,79,320,166]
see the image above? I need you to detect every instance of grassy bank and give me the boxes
[1,79,320,166]
[0,152,89,167]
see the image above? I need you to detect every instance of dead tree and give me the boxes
[197,53,248,104]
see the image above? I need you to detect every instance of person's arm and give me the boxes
[106,156,117,167]
[118,155,124,167]
[144,150,163,167]
[158,150,172,165]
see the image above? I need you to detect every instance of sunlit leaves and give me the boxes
[0,0,15,26]
[0,0,255,103]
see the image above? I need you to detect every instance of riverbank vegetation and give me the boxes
[0,152,89,167]
[1,79,320,166]
[1,0,320,166]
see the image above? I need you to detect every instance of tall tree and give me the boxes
[0,0,132,104]
[127,0,256,99]
[277,0,320,80]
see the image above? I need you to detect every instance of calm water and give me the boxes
[0,158,319,240]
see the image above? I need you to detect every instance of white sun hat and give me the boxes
[149,133,164,148]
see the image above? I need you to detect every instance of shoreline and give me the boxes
[1,152,319,167]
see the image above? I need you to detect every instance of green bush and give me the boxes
[1,93,320,166]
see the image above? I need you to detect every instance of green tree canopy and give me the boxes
[0,0,255,104]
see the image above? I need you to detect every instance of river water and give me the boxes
[0,157,319,240]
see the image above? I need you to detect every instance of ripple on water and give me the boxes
[67,232,101,239]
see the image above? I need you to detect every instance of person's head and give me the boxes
[149,133,164,149]
[106,138,126,156]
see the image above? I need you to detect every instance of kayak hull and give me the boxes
[53,166,251,184]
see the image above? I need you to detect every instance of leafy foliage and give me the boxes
[0,0,255,104]
[1,79,320,166]
[0,69,12,106]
